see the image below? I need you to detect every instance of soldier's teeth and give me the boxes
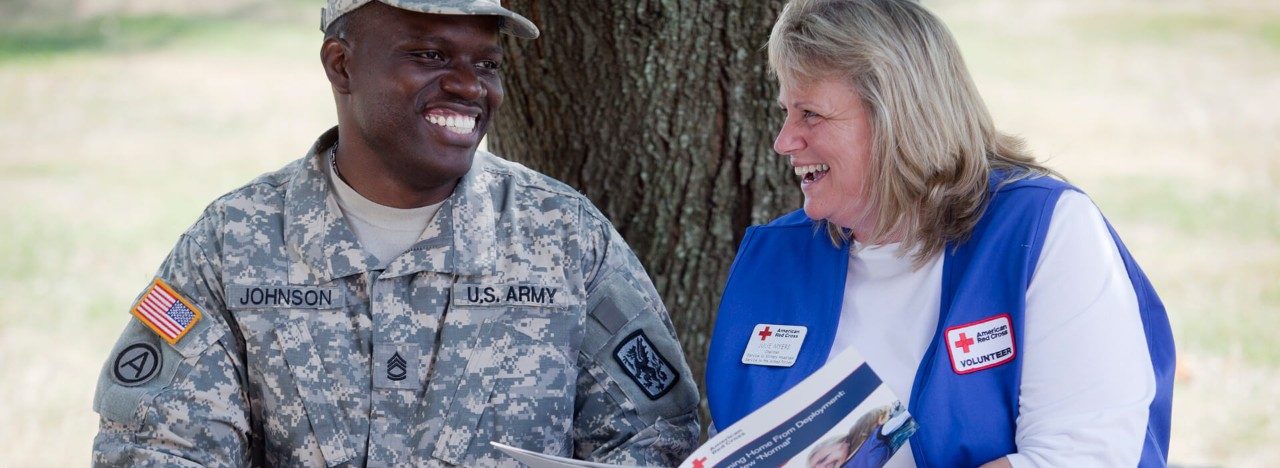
[426,114,477,134]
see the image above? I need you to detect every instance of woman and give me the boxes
[705,0,1174,466]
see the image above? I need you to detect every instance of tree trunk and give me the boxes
[491,0,799,425]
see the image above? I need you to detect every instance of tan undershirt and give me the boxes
[327,152,442,270]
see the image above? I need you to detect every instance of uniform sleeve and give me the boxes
[571,214,701,467]
[92,229,252,467]
[1006,191,1156,468]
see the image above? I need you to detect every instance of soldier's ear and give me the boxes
[321,36,353,95]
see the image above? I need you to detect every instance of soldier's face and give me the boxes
[343,6,504,189]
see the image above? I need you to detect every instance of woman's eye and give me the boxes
[416,51,444,61]
[477,60,501,71]
[802,110,819,119]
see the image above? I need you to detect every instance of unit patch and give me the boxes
[131,278,203,345]
[112,342,161,386]
[613,330,678,400]
[945,314,1016,374]
[451,283,564,308]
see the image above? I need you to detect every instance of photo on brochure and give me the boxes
[493,347,917,468]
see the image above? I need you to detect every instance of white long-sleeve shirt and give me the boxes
[827,191,1157,467]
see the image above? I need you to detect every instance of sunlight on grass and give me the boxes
[0,4,330,463]
[0,15,318,63]
[1075,9,1280,51]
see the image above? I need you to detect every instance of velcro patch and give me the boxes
[613,330,679,400]
[111,342,162,387]
[131,278,203,346]
[945,313,1016,374]
[451,283,565,308]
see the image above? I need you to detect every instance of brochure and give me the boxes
[492,346,918,468]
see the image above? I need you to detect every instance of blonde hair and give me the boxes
[768,0,1058,264]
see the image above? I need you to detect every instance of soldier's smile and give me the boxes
[328,3,505,207]
[422,105,483,147]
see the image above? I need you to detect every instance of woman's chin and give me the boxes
[801,203,826,222]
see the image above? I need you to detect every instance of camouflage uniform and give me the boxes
[92,128,701,467]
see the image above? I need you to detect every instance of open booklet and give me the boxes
[492,346,919,468]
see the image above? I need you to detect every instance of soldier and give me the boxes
[91,1,701,466]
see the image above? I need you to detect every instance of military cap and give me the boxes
[321,0,539,39]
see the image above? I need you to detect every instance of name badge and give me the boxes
[451,283,564,308]
[945,313,1016,374]
[741,324,807,367]
[226,284,345,309]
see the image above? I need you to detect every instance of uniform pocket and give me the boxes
[430,306,582,464]
[276,322,354,467]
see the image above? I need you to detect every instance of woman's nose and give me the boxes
[773,121,804,156]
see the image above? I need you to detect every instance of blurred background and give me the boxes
[0,0,1276,465]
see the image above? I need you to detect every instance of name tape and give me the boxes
[226,285,345,309]
[452,284,565,308]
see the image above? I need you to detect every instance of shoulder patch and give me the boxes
[111,342,162,386]
[131,278,203,346]
[613,330,679,400]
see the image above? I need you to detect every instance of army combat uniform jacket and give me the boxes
[92,129,701,467]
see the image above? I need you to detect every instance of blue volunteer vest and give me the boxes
[706,174,1174,467]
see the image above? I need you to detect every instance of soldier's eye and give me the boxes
[415,50,444,61]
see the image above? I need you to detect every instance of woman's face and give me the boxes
[773,77,876,234]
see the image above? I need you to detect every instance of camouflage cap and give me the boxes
[321,0,539,39]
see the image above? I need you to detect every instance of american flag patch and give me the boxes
[131,278,202,345]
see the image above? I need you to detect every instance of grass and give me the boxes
[1,0,1278,466]
[1095,177,1278,243]
[0,0,318,63]
[1074,8,1280,51]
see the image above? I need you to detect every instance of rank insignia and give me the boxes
[613,330,679,400]
[131,278,203,345]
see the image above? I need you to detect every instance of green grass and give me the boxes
[1095,177,1280,241]
[0,10,317,63]
[1074,9,1280,50]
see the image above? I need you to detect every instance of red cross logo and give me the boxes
[953,332,975,354]
[692,457,708,468]
[758,326,773,341]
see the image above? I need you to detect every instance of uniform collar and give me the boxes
[283,128,498,283]
[380,151,500,279]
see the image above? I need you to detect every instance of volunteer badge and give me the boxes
[132,278,203,345]
[945,314,1015,374]
[741,324,807,367]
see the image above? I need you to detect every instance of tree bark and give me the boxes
[491,0,799,424]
